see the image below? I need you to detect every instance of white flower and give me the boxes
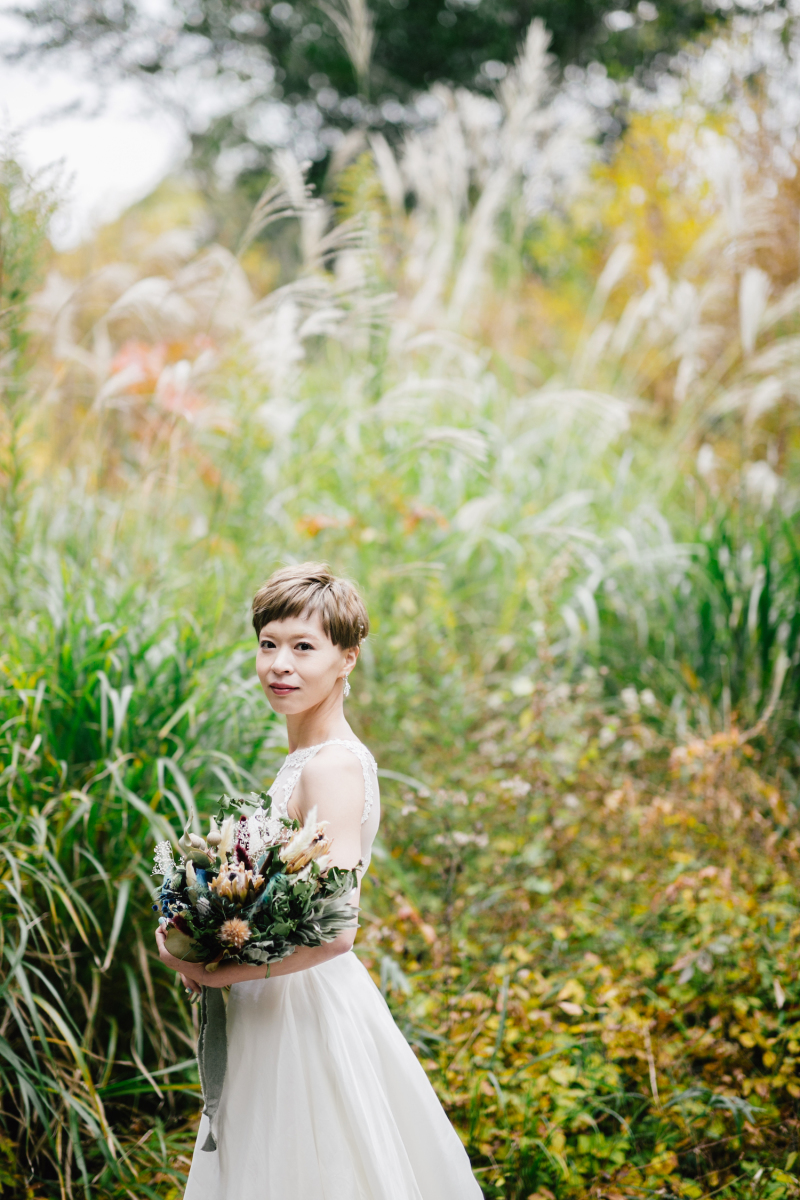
[249,808,292,855]
[218,815,236,857]
[152,841,176,877]
[280,806,332,874]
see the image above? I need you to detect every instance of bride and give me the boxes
[156,562,483,1199]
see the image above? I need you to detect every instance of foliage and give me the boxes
[3,13,800,1197]
[360,684,800,1199]
[0,574,281,1194]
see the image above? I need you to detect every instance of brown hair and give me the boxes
[251,562,369,649]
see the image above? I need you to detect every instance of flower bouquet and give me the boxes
[152,795,360,972]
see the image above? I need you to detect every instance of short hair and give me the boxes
[251,562,369,649]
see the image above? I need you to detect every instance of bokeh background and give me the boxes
[3,2,800,1197]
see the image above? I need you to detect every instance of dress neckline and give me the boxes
[284,738,362,759]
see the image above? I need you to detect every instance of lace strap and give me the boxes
[267,739,377,824]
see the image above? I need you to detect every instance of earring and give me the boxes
[343,675,351,698]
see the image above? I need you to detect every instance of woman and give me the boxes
[156,562,482,1199]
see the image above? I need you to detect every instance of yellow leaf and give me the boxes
[557,979,586,1004]
[647,1150,678,1176]
[549,1129,566,1153]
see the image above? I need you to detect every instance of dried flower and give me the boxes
[152,840,176,877]
[217,815,236,858]
[217,918,251,950]
[280,806,332,874]
[209,862,266,904]
[248,809,292,856]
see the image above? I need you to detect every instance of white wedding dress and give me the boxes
[183,739,483,1200]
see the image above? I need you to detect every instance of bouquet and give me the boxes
[152,793,360,972]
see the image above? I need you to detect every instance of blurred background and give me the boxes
[3,1,800,1197]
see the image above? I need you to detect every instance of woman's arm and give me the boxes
[156,746,365,989]
[156,924,357,990]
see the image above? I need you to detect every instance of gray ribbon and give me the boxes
[197,986,228,1152]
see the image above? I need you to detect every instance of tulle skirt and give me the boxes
[183,952,483,1200]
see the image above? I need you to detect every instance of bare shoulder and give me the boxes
[303,743,365,784]
[295,744,365,822]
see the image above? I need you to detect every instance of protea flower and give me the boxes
[280,807,333,874]
[209,863,266,903]
[217,918,251,950]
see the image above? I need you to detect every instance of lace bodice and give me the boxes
[257,739,381,875]
[267,739,378,823]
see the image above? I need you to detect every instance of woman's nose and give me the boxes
[271,646,293,673]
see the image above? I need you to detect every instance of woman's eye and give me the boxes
[260,641,275,650]
[297,642,314,651]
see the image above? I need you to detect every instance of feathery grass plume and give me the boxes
[317,0,375,97]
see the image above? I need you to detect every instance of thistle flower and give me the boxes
[280,807,333,874]
[218,918,251,950]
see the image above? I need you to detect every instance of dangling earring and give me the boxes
[343,675,351,698]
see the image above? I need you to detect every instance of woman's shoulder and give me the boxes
[307,741,367,776]
[295,742,366,820]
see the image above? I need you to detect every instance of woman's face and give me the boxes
[256,611,358,715]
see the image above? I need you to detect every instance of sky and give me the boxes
[0,6,187,247]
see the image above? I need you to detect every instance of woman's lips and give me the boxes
[269,683,299,695]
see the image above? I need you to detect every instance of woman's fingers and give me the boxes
[180,973,202,994]
[155,926,187,975]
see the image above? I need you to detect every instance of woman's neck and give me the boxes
[285,697,354,753]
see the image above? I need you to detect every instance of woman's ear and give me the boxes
[343,645,359,675]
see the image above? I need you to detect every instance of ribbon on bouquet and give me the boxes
[197,986,228,1151]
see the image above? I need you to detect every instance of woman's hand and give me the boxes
[155,926,208,987]
[154,926,260,989]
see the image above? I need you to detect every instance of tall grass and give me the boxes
[0,565,285,1194]
[3,11,800,1196]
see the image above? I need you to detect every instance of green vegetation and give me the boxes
[2,15,800,1198]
